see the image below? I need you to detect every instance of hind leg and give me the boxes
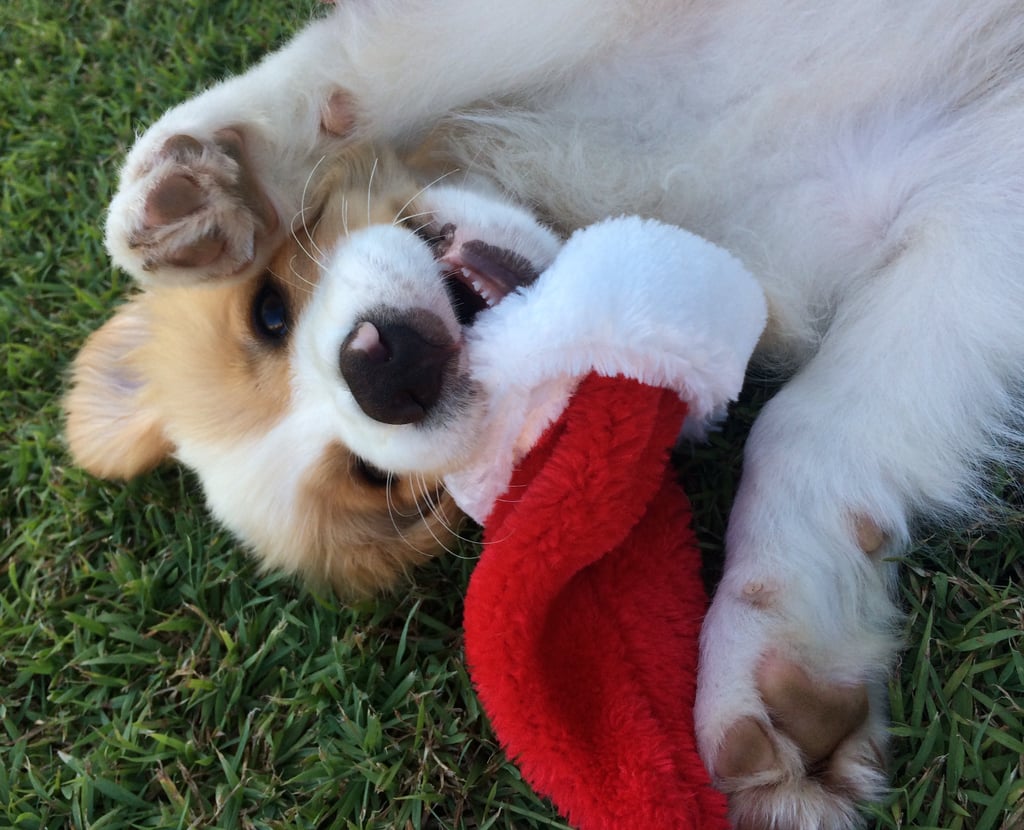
[697,227,1024,828]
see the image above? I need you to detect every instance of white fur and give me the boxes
[174,403,336,577]
[293,223,474,475]
[289,186,565,477]
[445,216,766,522]
[103,2,1024,827]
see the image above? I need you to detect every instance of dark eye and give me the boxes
[354,457,392,488]
[253,282,289,341]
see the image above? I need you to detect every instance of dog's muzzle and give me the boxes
[339,227,544,425]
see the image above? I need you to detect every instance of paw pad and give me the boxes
[853,515,887,556]
[715,717,778,779]
[756,656,869,766]
[111,128,278,283]
[143,173,206,226]
[741,579,778,607]
[320,87,357,137]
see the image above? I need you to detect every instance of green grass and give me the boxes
[1,2,1021,828]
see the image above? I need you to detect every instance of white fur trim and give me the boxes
[445,216,766,522]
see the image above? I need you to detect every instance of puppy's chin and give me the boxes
[191,425,460,598]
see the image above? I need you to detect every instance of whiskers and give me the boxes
[275,155,332,297]
[365,155,378,227]
[385,468,526,560]
[291,154,331,267]
[284,155,460,295]
[390,169,457,231]
[278,152,493,564]
[379,472,480,560]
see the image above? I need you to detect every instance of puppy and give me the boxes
[65,2,1024,827]
[66,141,561,594]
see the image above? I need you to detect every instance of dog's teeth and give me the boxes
[472,279,498,307]
[451,264,502,310]
[467,277,491,305]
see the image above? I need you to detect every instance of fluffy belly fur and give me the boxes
[431,3,1024,357]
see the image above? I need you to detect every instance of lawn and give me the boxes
[1,1,1021,828]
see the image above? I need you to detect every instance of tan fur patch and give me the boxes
[133,277,296,446]
[292,441,462,597]
[65,301,175,479]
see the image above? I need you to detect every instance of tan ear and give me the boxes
[64,298,174,479]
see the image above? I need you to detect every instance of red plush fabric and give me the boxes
[463,372,730,830]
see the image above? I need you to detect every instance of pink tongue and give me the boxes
[441,239,541,311]
[459,239,540,293]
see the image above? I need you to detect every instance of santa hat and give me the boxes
[444,217,766,829]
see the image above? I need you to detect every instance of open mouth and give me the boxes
[417,223,541,327]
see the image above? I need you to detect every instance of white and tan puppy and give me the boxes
[66,2,1024,827]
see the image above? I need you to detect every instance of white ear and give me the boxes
[64,299,173,479]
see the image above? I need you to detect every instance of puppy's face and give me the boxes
[66,149,560,596]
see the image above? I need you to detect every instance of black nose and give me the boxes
[338,312,457,424]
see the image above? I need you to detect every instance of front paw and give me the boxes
[697,582,896,829]
[106,128,279,285]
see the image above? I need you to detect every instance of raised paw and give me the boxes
[106,128,279,285]
[713,654,888,830]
